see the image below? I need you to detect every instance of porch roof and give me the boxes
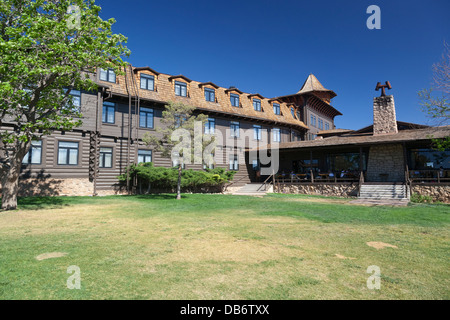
[254,126,450,151]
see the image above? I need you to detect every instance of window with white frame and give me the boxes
[99,68,116,83]
[229,154,239,171]
[230,93,240,107]
[273,103,280,115]
[175,81,187,97]
[23,140,42,165]
[253,125,262,141]
[99,147,113,168]
[272,128,281,143]
[138,149,152,164]
[102,102,115,124]
[253,99,261,112]
[204,88,215,102]
[230,121,240,138]
[140,74,155,91]
[205,118,215,135]
[57,141,79,165]
[139,107,154,129]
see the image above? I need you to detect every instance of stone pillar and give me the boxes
[373,95,398,135]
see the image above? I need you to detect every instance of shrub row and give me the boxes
[118,163,236,193]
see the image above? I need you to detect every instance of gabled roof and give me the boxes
[354,121,430,134]
[198,82,219,89]
[168,75,192,83]
[247,93,265,100]
[297,74,337,98]
[224,87,243,94]
[133,66,160,75]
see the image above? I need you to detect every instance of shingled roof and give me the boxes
[99,65,309,130]
[297,74,337,98]
[254,126,450,151]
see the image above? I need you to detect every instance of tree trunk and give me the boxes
[176,164,182,200]
[1,140,30,211]
[1,163,21,211]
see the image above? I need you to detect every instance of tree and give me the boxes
[142,101,210,200]
[418,42,450,150]
[0,0,130,210]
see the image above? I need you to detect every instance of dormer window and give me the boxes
[140,74,154,91]
[230,94,240,107]
[273,103,280,115]
[204,88,215,102]
[99,68,116,83]
[291,107,295,118]
[175,81,187,97]
[253,99,261,112]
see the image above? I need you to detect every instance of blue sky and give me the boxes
[96,0,449,130]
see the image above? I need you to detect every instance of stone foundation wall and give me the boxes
[367,144,405,182]
[411,184,450,203]
[1,178,123,197]
[276,183,358,198]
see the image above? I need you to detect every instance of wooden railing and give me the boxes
[274,173,360,184]
[408,169,450,184]
[257,173,274,192]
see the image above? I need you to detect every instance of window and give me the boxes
[58,141,78,165]
[273,103,280,115]
[252,159,260,171]
[310,115,316,127]
[140,74,155,91]
[99,68,116,83]
[291,107,295,118]
[62,89,81,112]
[296,111,301,120]
[138,150,152,164]
[230,93,240,107]
[272,128,281,143]
[205,118,215,135]
[253,99,261,112]
[99,147,113,168]
[230,121,240,138]
[23,140,42,165]
[203,152,215,169]
[102,102,115,124]
[318,118,323,130]
[253,125,262,141]
[204,88,215,102]
[172,151,185,168]
[175,81,187,97]
[229,154,239,171]
[140,107,154,128]
[325,122,330,130]
[174,114,187,128]
[327,153,366,172]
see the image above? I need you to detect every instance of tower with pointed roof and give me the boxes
[277,74,342,140]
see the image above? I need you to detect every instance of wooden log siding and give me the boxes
[2,65,344,195]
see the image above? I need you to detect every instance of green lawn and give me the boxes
[0,193,449,300]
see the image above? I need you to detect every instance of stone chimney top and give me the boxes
[373,95,398,135]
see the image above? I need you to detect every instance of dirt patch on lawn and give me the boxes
[335,254,356,260]
[36,252,68,261]
[366,242,398,250]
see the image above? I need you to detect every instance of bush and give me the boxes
[410,193,434,204]
[118,163,236,194]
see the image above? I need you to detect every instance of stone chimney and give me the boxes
[373,95,398,135]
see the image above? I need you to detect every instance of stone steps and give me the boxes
[232,183,269,196]
[359,183,409,202]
